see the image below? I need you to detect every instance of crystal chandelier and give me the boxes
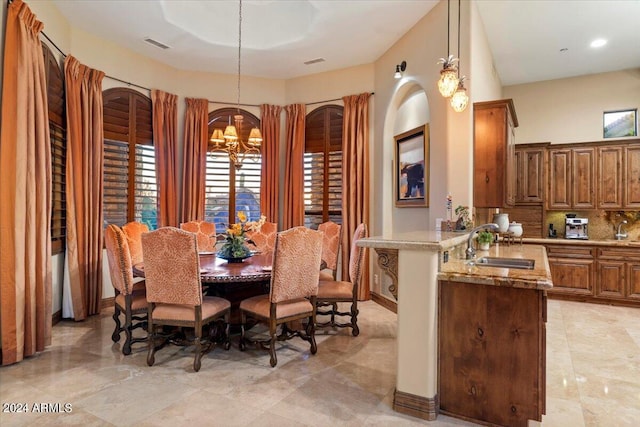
[210,0,262,169]
[437,0,458,98]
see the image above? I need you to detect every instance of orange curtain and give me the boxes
[180,98,209,223]
[152,90,178,227]
[0,0,53,365]
[64,55,105,320]
[259,104,282,224]
[341,93,371,300]
[282,104,306,229]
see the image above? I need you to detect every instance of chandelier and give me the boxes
[437,0,458,98]
[210,0,262,169]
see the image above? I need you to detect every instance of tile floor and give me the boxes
[0,299,638,426]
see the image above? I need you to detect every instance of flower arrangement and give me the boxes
[454,205,473,230]
[217,211,265,261]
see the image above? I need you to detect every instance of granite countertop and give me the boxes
[524,237,640,247]
[438,244,553,290]
[358,230,470,251]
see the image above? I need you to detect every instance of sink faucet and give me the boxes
[615,220,628,240]
[466,223,499,260]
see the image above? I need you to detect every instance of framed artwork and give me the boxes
[395,124,429,207]
[603,109,637,138]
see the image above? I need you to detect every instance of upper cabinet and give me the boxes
[514,144,547,205]
[597,146,623,209]
[547,147,596,209]
[624,145,640,208]
[473,99,518,208]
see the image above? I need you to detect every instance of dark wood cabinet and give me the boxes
[547,147,596,209]
[515,144,546,204]
[439,280,546,427]
[545,245,594,296]
[624,145,640,208]
[473,99,518,208]
[547,148,572,209]
[597,247,640,301]
[597,146,623,209]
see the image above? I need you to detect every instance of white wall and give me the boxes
[504,69,640,144]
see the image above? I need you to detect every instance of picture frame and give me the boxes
[395,124,429,207]
[603,109,637,138]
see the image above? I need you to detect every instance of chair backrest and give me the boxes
[245,221,277,254]
[104,224,135,296]
[180,220,217,252]
[270,226,323,304]
[348,223,368,285]
[122,221,149,265]
[141,227,202,306]
[318,221,342,271]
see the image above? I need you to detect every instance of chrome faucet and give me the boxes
[466,223,499,260]
[615,220,628,240]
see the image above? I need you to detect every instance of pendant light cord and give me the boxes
[446,0,450,57]
[457,0,461,78]
[237,0,242,114]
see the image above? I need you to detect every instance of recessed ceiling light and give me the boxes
[590,39,607,48]
[559,48,568,52]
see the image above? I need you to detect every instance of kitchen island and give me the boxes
[358,233,552,424]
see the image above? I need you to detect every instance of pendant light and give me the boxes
[437,0,459,98]
[450,0,469,112]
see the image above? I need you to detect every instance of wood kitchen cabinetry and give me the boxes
[624,145,640,208]
[596,247,640,301]
[598,146,623,209]
[515,144,546,204]
[473,99,518,208]
[439,280,546,427]
[545,245,594,296]
[547,147,596,209]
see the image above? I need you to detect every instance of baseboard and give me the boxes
[393,389,438,421]
[101,296,115,310]
[52,310,62,325]
[371,292,397,313]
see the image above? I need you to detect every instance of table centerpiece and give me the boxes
[217,211,265,263]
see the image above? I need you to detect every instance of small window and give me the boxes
[604,109,637,138]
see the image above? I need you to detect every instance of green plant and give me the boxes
[454,205,473,230]
[476,230,494,245]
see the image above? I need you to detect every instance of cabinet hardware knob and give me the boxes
[485,174,490,183]
[511,405,517,413]
[478,327,484,337]
[470,385,477,395]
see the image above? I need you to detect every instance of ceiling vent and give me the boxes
[143,37,170,50]
[304,58,325,65]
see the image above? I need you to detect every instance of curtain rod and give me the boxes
[305,93,375,106]
[41,31,152,93]
[209,92,375,109]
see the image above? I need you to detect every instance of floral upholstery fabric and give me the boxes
[239,295,312,320]
[180,220,218,252]
[270,226,323,303]
[122,221,149,265]
[141,227,202,306]
[105,224,135,295]
[245,221,277,255]
[318,221,341,272]
[348,223,367,284]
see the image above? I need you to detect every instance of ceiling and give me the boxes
[50,0,640,86]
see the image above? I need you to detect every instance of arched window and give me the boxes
[102,88,157,229]
[42,43,66,254]
[304,105,343,228]
[206,108,261,229]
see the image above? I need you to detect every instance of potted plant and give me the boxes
[476,230,494,251]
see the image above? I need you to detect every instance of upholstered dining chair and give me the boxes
[141,227,231,372]
[239,226,323,367]
[180,220,218,252]
[104,224,148,355]
[245,221,277,255]
[122,221,149,292]
[316,223,367,336]
[318,221,342,281]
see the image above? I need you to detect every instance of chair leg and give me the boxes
[112,305,122,342]
[351,303,360,337]
[123,311,133,355]
[269,332,277,367]
[239,312,247,351]
[147,323,156,367]
[307,314,317,355]
[224,314,231,351]
[193,328,203,372]
[331,302,338,325]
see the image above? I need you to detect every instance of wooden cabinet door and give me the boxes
[624,145,640,208]
[548,149,571,209]
[547,258,594,295]
[518,147,544,204]
[572,147,596,209]
[627,262,640,300]
[597,146,623,209]
[596,260,625,298]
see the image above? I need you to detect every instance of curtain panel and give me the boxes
[282,104,306,230]
[63,55,105,320]
[152,90,179,227]
[180,98,209,223]
[259,104,282,224]
[0,0,52,364]
[341,93,371,300]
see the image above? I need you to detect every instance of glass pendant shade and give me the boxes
[450,83,469,112]
[438,67,459,98]
[223,125,238,141]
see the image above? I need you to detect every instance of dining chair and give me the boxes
[104,224,148,355]
[318,221,342,281]
[239,226,323,367]
[122,221,149,291]
[245,221,277,255]
[316,223,367,336]
[141,227,231,372]
[180,220,218,252]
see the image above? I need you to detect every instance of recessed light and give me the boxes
[560,48,568,52]
[590,39,607,48]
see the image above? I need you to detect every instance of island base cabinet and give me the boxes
[438,280,546,427]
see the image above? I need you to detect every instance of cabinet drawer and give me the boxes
[598,246,640,260]
[545,245,594,259]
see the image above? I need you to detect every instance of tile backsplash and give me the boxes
[546,210,640,240]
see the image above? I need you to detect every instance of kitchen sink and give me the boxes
[475,257,535,270]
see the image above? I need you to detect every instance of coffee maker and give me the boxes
[565,216,588,239]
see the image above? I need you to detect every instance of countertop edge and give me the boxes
[524,237,640,247]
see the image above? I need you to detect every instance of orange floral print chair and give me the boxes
[316,223,367,337]
[318,221,342,281]
[245,221,277,255]
[239,226,323,367]
[141,227,231,372]
[122,221,149,291]
[104,224,148,355]
[180,220,218,252]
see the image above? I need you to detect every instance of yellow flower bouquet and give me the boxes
[217,211,265,262]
